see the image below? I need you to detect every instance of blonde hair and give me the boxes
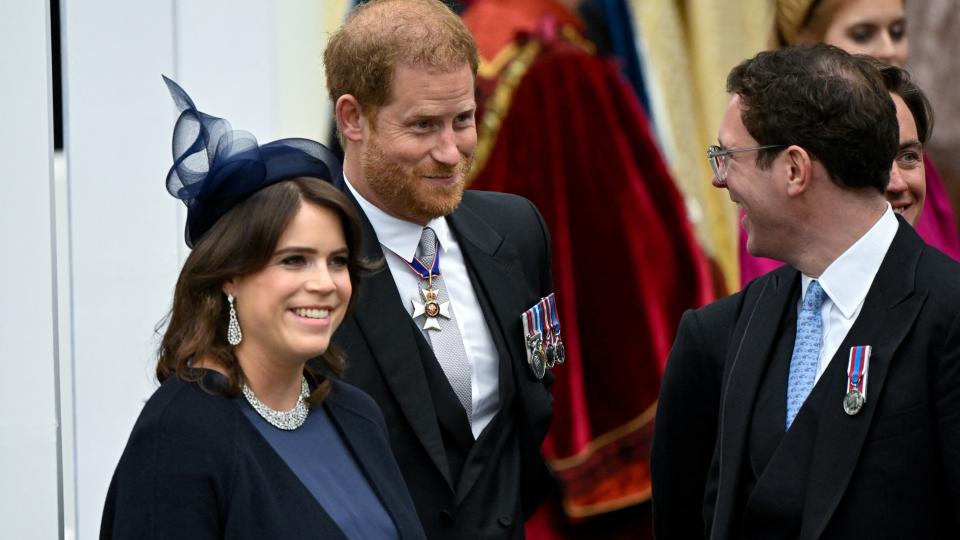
[773,0,852,48]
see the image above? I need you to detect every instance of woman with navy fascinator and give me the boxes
[99,77,424,540]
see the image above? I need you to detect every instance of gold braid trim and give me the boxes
[468,25,597,183]
[560,24,596,55]
[550,402,658,517]
[468,40,542,183]
[477,42,521,80]
[549,401,657,470]
[564,486,652,518]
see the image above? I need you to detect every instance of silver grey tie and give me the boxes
[414,227,473,422]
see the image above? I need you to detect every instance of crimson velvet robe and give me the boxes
[463,1,713,537]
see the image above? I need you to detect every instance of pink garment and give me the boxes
[915,154,960,260]
[739,153,960,287]
[737,219,782,287]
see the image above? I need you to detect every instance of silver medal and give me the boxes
[531,347,546,380]
[555,338,565,364]
[545,342,556,368]
[526,334,546,379]
[843,389,864,416]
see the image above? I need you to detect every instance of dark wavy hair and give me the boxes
[873,60,934,145]
[726,43,899,193]
[156,178,376,405]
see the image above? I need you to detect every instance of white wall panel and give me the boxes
[276,0,332,141]
[176,0,277,140]
[176,0,329,143]
[0,1,61,538]
[61,1,178,538]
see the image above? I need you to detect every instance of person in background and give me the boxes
[323,1,556,537]
[874,58,934,227]
[653,46,960,539]
[100,77,425,540]
[739,0,960,285]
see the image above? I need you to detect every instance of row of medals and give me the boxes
[413,271,563,380]
[527,329,564,379]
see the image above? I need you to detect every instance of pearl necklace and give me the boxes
[241,376,310,430]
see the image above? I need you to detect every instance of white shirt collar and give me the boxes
[343,172,452,261]
[801,203,899,319]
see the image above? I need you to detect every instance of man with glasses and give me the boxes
[652,43,960,539]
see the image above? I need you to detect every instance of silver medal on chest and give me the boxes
[843,389,865,416]
[526,334,546,380]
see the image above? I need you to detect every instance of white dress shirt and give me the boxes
[801,204,899,384]
[345,176,500,439]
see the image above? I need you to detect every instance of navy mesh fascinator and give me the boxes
[163,75,342,247]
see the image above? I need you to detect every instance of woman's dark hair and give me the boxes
[873,60,934,144]
[156,178,376,405]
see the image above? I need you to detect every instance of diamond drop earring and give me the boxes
[226,293,242,346]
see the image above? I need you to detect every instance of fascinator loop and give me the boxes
[162,76,342,247]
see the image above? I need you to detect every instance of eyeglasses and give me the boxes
[707,144,786,183]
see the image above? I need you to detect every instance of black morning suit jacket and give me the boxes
[652,217,960,539]
[331,177,555,539]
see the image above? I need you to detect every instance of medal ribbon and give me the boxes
[539,298,553,343]
[532,302,544,341]
[523,308,536,343]
[403,243,441,280]
[547,293,561,335]
[846,345,871,397]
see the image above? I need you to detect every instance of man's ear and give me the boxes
[784,145,813,197]
[336,95,366,143]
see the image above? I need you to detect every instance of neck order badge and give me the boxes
[406,239,451,331]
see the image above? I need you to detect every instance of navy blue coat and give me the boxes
[100,372,425,539]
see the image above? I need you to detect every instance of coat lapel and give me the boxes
[446,202,546,503]
[711,268,800,540]
[341,183,454,489]
[324,388,420,540]
[800,221,926,538]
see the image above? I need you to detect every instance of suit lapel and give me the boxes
[342,184,454,489]
[800,222,926,538]
[446,202,537,503]
[447,202,527,357]
[711,268,800,539]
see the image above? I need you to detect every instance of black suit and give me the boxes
[332,180,555,539]
[653,219,960,539]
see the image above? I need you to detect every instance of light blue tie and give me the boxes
[786,280,827,429]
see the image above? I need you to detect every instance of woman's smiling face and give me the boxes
[225,201,352,366]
